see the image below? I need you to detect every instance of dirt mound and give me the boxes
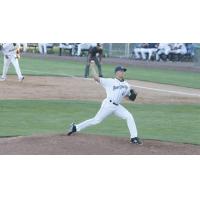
[0,75,200,154]
[0,134,199,155]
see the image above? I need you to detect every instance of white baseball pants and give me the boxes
[147,48,157,60]
[156,48,171,60]
[38,43,47,54]
[134,48,142,59]
[76,99,138,138]
[2,55,23,80]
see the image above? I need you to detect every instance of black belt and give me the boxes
[109,100,118,106]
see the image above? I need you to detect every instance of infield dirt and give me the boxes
[0,75,199,154]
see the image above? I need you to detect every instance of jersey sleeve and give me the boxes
[99,78,112,88]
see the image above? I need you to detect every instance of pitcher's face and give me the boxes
[116,70,125,79]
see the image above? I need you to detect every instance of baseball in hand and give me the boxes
[91,60,94,63]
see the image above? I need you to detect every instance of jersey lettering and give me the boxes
[113,85,128,90]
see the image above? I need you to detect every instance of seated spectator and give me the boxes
[133,43,149,60]
[38,43,53,55]
[168,43,187,61]
[59,43,76,56]
[170,43,187,55]
[134,43,158,60]
[76,43,96,56]
[146,43,158,60]
[156,43,171,61]
[133,43,142,59]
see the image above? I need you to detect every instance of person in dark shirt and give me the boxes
[84,43,103,78]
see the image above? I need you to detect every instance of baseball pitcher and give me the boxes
[67,61,142,145]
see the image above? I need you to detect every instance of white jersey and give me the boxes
[158,43,171,50]
[100,78,131,104]
[76,77,138,138]
[1,43,19,56]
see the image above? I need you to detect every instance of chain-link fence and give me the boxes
[23,43,200,64]
[103,43,200,65]
[103,43,136,58]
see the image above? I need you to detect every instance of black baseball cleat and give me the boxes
[130,137,143,145]
[19,76,24,82]
[67,123,77,136]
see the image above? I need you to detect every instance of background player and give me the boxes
[84,43,103,78]
[68,61,142,145]
[0,43,24,81]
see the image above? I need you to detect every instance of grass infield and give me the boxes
[0,100,199,145]
[0,56,200,88]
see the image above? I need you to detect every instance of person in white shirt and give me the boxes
[0,43,24,81]
[76,43,96,56]
[156,43,171,61]
[133,43,149,60]
[38,43,53,55]
[67,61,142,145]
[170,43,187,55]
[59,43,76,56]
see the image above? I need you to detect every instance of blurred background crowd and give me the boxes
[18,43,199,63]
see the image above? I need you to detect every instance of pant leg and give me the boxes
[38,43,43,54]
[43,44,47,54]
[134,48,141,59]
[114,105,138,138]
[71,45,75,56]
[148,48,157,60]
[164,49,171,56]
[2,56,11,79]
[140,49,145,60]
[77,44,82,56]
[10,56,23,79]
[22,43,27,52]
[84,55,91,77]
[156,49,164,60]
[148,49,153,60]
[84,64,90,77]
[94,57,103,77]
[76,100,114,131]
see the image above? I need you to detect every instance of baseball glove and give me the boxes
[128,89,137,101]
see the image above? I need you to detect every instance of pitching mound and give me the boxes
[1,75,200,154]
[0,133,199,155]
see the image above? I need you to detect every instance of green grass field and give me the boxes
[0,100,200,145]
[0,56,200,88]
[0,55,199,145]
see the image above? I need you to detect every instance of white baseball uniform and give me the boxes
[76,43,96,56]
[76,77,138,138]
[38,43,53,54]
[156,43,171,61]
[171,43,187,55]
[1,43,24,80]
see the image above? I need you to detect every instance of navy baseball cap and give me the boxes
[114,65,127,73]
